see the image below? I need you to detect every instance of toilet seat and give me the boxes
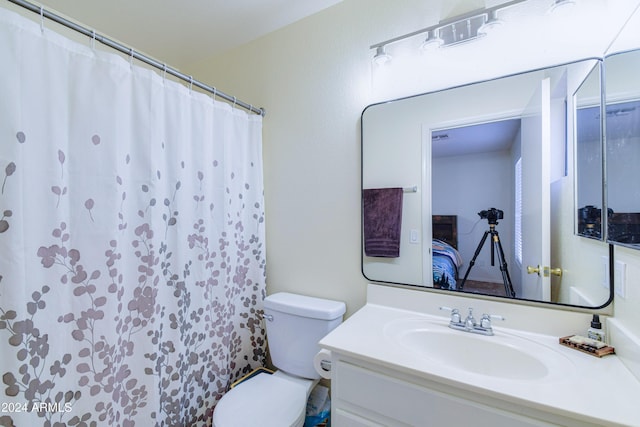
[213,373,308,427]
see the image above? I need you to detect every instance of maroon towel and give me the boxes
[363,188,403,258]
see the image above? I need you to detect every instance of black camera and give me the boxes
[578,205,601,225]
[578,205,605,238]
[478,207,504,224]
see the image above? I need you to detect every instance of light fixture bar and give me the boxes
[438,15,487,46]
[370,0,527,50]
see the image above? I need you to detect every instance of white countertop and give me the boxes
[320,302,640,427]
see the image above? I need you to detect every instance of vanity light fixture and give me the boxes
[373,45,392,65]
[370,0,527,63]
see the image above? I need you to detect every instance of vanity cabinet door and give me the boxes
[333,358,557,427]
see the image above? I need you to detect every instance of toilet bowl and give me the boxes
[212,371,316,427]
[212,292,345,427]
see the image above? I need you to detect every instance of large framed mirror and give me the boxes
[605,49,640,248]
[362,58,612,308]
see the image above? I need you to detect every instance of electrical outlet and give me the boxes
[614,260,626,299]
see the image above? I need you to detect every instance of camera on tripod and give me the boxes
[578,205,600,225]
[478,207,504,224]
[460,206,515,298]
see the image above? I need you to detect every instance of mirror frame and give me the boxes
[361,60,614,311]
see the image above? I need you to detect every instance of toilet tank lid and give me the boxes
[264,293,346,320]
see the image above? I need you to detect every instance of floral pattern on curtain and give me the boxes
[0,8,266,427]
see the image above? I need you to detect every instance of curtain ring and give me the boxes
[162,64,167,82]
[189,76,193,93]
[212,87,217,102]
[233,96,237,108]
[91,30,96,49]
[129,48,134,68]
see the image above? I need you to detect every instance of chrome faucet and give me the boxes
[464,307,476,329]
[440,306,504,336]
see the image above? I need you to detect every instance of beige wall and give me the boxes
[186,1,409,316]
[184,0,640,337]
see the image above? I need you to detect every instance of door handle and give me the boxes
[527,265,562,277]
[526,265,540,275]
[545,267,563,277]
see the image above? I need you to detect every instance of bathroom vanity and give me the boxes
[319,285,640,427]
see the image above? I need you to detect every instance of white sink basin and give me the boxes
[384,317,575,382]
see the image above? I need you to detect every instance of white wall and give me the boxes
[184,0,640,328]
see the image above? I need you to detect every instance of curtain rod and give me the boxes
[6,0,266,117]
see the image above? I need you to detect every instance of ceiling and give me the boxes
[34,0,343,67]
[431,100,640,159]
[29,0,572,73]
[432,119,521,158]
[30,0,515,70]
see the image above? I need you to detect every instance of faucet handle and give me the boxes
[480,313,505,329]
[439,306,461,323]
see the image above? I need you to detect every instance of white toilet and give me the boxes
[213,292,346,427]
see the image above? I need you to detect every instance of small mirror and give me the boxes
[605,49,640,248]
[575,63,604,240]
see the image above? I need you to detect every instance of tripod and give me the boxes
[459,222,516,298]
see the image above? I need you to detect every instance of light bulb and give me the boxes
[420,29,444,52]
[373,46,391,65]
[478,10,503,36]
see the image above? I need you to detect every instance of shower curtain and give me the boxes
[0,7,266,426]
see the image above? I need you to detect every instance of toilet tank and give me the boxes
[264,292,346,379]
